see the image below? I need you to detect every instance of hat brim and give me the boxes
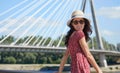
[67,16,90,26]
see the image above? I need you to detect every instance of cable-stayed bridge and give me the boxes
[0,0,120,67]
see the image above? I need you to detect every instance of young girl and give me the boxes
[57,10,103,73]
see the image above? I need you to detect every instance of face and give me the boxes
[71,18,85,31]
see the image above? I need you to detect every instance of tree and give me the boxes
[23,53,36,64]
[3,56,16,64]
[1,36,14,45]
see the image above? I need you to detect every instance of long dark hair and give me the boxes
[65,18,92,47]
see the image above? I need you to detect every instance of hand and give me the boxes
[97,69,103,73]
[54,71,60,73]
[54,72,62,73]
[54,72,58,73]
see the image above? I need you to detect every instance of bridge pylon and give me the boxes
[88,0,107,67]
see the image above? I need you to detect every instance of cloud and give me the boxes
[0,17,46,36]
[101,30,120,44]
[0,28,7,32]
[102,30,115,36]
[0,16,61,37]
[97,6,120,19]
[102,30,113,36]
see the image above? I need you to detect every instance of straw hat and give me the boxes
[67,10,89,26]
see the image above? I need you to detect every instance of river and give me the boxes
[0,64,120,73]
[0,70,120,73]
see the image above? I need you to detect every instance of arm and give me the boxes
[58,48,69,73]
[79,37,102,73]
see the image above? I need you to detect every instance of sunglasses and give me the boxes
[72,20,85,25]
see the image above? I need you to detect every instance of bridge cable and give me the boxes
[0,0,28,16]
[46,0,81,47]
[32,0,66,46]
[0,0,52,44]
[35,0,67,46]
[11,0,59,45]
[0,0,38,33]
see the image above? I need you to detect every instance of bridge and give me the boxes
[0,0,120,67]
[0,45,120,56]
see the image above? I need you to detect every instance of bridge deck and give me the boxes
[0,45,120,56]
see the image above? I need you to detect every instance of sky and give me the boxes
[0,0,120,45]
[91,0,120,45]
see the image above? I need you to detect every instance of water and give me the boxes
[0,70,69,73]
[0,66,120,73]
[0,70,120,73]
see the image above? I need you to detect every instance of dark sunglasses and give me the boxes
[72,20,85,25]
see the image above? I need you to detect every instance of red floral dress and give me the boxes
[68,30,90,73]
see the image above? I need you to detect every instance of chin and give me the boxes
[77,29,82,31]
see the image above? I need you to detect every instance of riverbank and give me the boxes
[0,64,120,73]
[91,64,120,73]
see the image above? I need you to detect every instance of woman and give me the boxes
[57,10,103,73]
